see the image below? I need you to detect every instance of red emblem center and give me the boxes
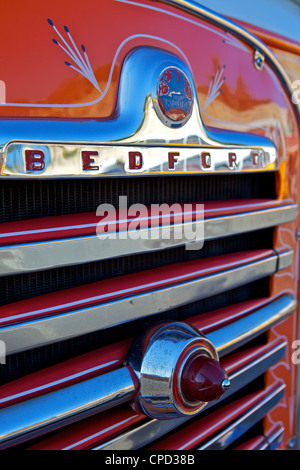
[157,67,193,123]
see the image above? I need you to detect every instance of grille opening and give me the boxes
[0,279,270,385]
[0,173,276,223]
[0,227,274,306]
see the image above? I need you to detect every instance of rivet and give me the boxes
[222,378,231,390]
[254,50,265,71]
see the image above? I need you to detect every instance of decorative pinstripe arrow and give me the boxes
[48,19,101,93]
[204,65,226,110]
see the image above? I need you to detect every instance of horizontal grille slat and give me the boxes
[0,280,269,386]
[207,294,295,357]
[233,425,284,450]
[146,384,285,450]
[0,298,286,406]
[0,250,290,354]
[0,367,136,450]
[0,227,275,307]
[27,405,147,451]
[0,200,296,276]
[197,385,285,450]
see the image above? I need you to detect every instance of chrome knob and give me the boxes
[126,322,230,419]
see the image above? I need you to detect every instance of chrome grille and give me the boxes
[0,172,296,450]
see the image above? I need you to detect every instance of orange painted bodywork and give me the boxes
[1,0,299,450]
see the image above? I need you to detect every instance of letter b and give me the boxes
[25,150,45,172]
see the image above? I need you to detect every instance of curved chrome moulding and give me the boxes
[158,0,300,124]
[0,203,296,276]
[0,48,277,178]
[0,295,293,449]
[0,250,292,354]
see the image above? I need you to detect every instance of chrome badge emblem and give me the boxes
[156,67,193,126]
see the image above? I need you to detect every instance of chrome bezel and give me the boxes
[126,322,221,419]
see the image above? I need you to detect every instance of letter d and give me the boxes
[129,152,143,170]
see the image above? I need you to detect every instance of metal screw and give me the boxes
[288,436,298,450]
[221,378,230,391]
[254,50,265,71]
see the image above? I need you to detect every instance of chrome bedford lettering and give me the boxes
[82,150,99,171]
[23,148,268,172]
[1,141,277,177]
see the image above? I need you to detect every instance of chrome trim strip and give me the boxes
[267,426,285,451]
[0,204,296,276]
[208,294,296,357]
[198,384,285,450]
[157,0,300,123]
[220,340,287,397]
[276,250,294,271]
[0,47,278,178]
[94,338,288,450]
[0,252,285,354]
[0,366,135,449]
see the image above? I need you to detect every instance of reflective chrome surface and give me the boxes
[0,203,296,276]
[0,366,136,449]
[0,48,277,178]
[208,294,296,357]
[0,251,287,354]
[126,322,226,419]
[276,250,294,271]
[267,426,285,450]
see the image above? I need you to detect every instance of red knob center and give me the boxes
[181,354,229,403]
